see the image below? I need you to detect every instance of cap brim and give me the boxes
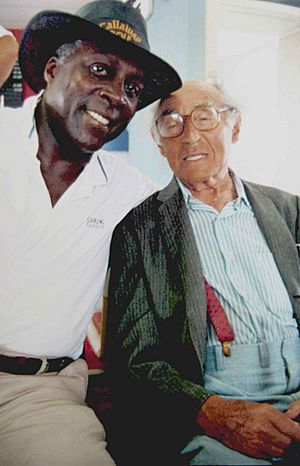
[19,10,182,110]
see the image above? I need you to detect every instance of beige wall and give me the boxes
[214,0,300,194]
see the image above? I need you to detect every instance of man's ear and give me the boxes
[150,128,166,157]
[231,112,241,144]
[43,57,59,85]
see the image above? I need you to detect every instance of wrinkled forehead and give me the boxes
[158,82,223,116]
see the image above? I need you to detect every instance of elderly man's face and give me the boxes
[43,41,144,154]
[154,81,240,188]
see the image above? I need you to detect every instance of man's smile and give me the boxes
[84,109,110,127]
[183,153,208,161]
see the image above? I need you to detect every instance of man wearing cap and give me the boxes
[103,80,300,465]
[0,1,181,464]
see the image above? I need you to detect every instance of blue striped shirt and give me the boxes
[178,175,298,347]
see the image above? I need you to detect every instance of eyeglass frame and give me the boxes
[155,105,236,139]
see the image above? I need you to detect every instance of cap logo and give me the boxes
[99,19,142,44]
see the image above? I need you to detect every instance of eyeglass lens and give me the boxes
[157,106,220,137]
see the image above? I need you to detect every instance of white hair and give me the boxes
[55,40,84,64]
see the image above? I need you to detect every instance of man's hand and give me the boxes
[197,395,300,459]
[285,400,300,422]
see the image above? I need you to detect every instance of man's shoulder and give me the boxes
[116,184,172,237]
[243,179,299,223]
[0,103,22,122]
[94,150,145,177]
[0,95,38,128]
[243,179,299,203]
[129,187,163,214]
[119,177,179,221]
[94,150,159,209]
[0,106,25,138]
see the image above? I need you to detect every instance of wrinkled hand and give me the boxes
[285,400,300,422]
[197,395,300,459]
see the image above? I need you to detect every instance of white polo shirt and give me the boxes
[0,95,157,359]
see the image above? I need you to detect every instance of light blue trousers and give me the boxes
[181,338,300,465]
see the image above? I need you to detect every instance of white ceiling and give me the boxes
[0,0,88,28]
[0,0,154,28]
[1,0,299,39]
[221,0,300,37]
[218,0,300,58]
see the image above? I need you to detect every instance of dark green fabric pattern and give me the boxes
[103,176,300,465]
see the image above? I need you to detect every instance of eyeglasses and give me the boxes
[155,105,235,138]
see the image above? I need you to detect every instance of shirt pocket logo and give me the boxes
[86,217,104,229]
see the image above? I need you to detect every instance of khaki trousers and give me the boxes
[0,358,115,466]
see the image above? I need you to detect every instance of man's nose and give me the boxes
[99,82,127,108]
[181,118,202,144]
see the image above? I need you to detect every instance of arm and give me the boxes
[198,191,300,463]
[0,27,18,88]
[104,217,211,409]
[103,214,213,463]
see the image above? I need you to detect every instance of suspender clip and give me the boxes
[222,342,231,357]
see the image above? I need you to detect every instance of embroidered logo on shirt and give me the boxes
[86,217,104,229]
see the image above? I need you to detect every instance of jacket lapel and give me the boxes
[243,181,300,300]
[157,178,207,369]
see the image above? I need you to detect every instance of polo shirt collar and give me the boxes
[83,152,108,189]
[27,91,43,140]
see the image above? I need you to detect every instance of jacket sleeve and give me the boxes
[103,215,212,413]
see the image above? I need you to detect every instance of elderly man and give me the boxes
[104,80,300,465]
[0,1,181,465]
[0,25,18,88]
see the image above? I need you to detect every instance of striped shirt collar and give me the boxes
[177,171,251,210]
